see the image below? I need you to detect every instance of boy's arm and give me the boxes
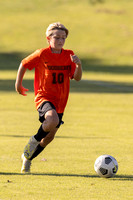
[70,55,82,81]
[15,63,29,96]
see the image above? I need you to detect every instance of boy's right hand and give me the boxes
[15,84,29,96]
[15,63,28,96]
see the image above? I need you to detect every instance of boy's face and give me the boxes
[48,29,66,51]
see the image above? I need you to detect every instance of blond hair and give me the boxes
[46,22,69,37]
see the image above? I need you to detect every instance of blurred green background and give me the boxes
[1,0,133,90]
[0,1,133,200]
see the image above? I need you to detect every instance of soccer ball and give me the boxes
[94,155,118,178]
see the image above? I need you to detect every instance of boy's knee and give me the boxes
[49,114,59,127]
[42,110,59,131]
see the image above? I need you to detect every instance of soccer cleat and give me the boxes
[21,153,31,173]
[24,136,40,159]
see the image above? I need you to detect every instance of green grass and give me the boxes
[0,0,133,199]
[0,92,133,200]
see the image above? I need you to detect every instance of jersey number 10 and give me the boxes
[52,73,64,84]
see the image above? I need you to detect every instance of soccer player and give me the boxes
[15,22,82,173]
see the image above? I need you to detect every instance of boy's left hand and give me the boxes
[70,54,81,65]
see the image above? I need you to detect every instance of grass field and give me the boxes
[0,0,133,199]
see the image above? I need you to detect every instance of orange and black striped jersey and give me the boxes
[22,46,76,113]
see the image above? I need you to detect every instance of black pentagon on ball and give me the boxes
[105,157,112,164]
[99,167,108,175]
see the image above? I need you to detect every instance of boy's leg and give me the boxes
[23,125,49,160]
[24,109,59,159]
[29,109,59,161]
[29,128,58,161]
[21,102,62,173]
[21,126,58,173]
[31,112,63,159]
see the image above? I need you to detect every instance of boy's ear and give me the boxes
[46,36,50,44]
[47,36,50,41]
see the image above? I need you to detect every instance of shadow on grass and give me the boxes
[1,52,133,74]
[0,79,34,92]
[0,52,27,71]
[0,172,133,180]
[82,58,133,74]
[110,175,133,181]
[0,79,133,93]
[0,172,97,178]
[70,79,133,93]
[0,134,30,138]
[1,52,133,93]
[0,134,109,140]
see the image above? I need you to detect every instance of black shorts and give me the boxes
[37,101,64,128]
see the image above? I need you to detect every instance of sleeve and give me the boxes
[69,50,76,79]
[21,49,40,70]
